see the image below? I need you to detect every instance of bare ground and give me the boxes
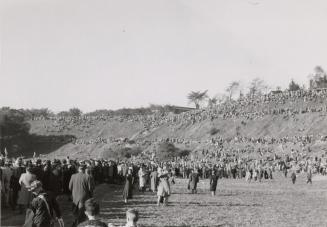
[2,173,327,227]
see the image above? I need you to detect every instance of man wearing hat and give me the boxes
[24,180,63,227]
[69,164,94,227]
[1,159,13,208]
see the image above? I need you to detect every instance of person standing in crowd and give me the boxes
[23,180,63,227]
[291,171,296,184]
[123,169,134,204]
[49,163,63,199]
[1,159,13,208]
[209,170,219,196]
[33,159,44,181]
[188,169,199,194]
[150,167,158,192]
[77,198,107,227]
[10,158,25,211]
[307,167,312,184]
[69,164,94,227]
[108,209,139,227]
[157,167,170,206]
[86,167,96,192]
[138,165,147,192]
[108,161,114,184]
[18,165,36,214]
[42,160,52,192]
[62,159,74,200]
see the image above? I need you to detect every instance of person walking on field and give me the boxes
[157,167,170,206]
[138,166,147,192]
[291,171,296,184]
[188,169,199,194]
[150,168,158,192]
[209,170,219,196]
[123,169,134,204]
[306,168,312,185]
[69,164,94,227]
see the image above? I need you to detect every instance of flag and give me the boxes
[4,147,8,157]
[33,152,36,158]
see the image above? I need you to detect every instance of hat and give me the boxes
[28,180,42,192]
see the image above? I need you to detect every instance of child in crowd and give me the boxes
[108,209,139,227]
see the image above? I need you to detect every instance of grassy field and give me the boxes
[2,172,327,227]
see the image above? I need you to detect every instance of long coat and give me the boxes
[138,169,147,188]
[189,172,199,190]
[157,177,170,197]
[150,171,158,192]
[69,172,94,208]
[209,174,219,191]
[122,174,134,200]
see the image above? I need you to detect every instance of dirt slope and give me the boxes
[27,112,327,159]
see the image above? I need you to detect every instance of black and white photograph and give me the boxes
[1,0,327,226]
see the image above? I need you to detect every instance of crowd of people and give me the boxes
[30,89,327,134]
[1,146,326,226]
[4,88,327,226]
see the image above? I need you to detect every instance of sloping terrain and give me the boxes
[26,111,327,159]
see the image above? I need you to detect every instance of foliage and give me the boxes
[209,127,220,136]
[0,108,31,154]
[69,108,82,117]
[207,97,218,108]
[155,142,189,161]
[19,108,53,120]
[247,78,270,97]
[309,66,327,89]
[100,147,142,160]
[187,90,208,109]
[288,79,301,91]
[226,81,240,100]
[85,109,114,117]
[57,111,70,117]
[0,108,30,137]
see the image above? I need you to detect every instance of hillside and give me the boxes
[26,110,327,160]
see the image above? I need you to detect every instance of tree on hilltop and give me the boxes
[288,79,301,91]
[0,108,31,154]
[69,108,82,117]
[247,78,269,97]
[207,96,218,108]
[187,90,208,109]
[225,81,240,100]
[309,66,327,89]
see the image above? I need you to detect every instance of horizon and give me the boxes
[1,0,327,112]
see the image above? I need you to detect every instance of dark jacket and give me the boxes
[189,172,199,190]
[30,191,61,227]
[69,172,94,208]
[209,174,219,191]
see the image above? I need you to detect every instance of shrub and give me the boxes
[209,127,219,135]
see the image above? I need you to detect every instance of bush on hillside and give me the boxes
[0,108,31,154]
[155,142,190,161]
[100,147,142,160]
[209,127,220,136]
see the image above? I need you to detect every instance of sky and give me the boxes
[1,0,327,112]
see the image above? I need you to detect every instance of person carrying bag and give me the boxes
[23,180,64,227]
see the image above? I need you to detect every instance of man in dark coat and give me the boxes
[69,165,94,227]
[188,169,199,194]
[24,180,63,227]
[49,164,62,198]
[209,170,219,196]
